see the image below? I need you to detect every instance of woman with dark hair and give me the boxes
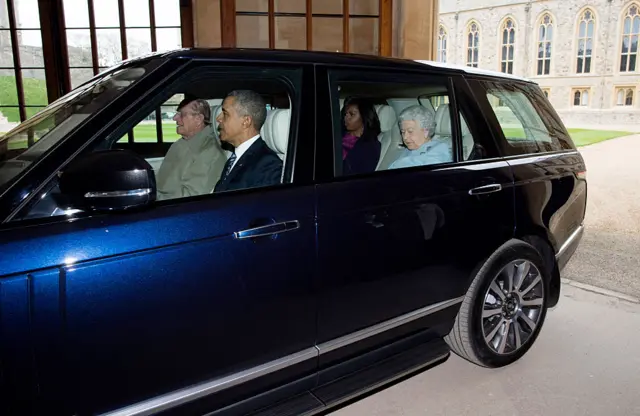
[341,97,382,175]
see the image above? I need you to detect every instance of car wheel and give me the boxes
[445,239,549,368]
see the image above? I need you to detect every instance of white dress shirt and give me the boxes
[229,134,261,172]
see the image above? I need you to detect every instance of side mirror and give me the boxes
[59,149,156,212]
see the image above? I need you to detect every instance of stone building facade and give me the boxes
[439,0,640,128]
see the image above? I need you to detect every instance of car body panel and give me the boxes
[0,187,318,415]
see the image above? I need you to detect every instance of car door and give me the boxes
[313,67,515,367]
[467,77,588,303]
[0,60,318,415]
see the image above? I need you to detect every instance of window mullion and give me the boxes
[6,0,27,122]
[88,0,100,75]
[118,0,128,60]
[149,0,157,51]
[343,0,350,53]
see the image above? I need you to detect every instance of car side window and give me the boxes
[15,67,301,222]
[116,94,185,147]
[481,81,574,155]
[330,74,459,177]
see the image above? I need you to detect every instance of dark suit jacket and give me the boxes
[214,137,283,193]
[343,134,381,176]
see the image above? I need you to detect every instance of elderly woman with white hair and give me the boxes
[389,104,453,170]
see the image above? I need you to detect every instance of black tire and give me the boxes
[444,239,550,368]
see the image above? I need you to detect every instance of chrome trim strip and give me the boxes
[100,348,318,416]
[100,295,464,416]
[555,224,585,260]
[234,220,300,240]
[317,296,465,354]
[85,188,152,198]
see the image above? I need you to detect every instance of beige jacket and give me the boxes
[156,125,226,201]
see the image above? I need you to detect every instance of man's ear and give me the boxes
[243,115,253,129]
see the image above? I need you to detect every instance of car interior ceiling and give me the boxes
[181,78,291,108]
[339,84,447,100]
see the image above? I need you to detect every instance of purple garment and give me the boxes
[343,133,359,160]
[343,133,381,175]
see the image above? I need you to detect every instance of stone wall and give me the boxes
[439,0,640,128]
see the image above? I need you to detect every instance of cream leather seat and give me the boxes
[375,104,397,137]
[210,104,222,141]
[260,108,290,182]
[374,104,400,171]
[260,108,290,161]
[433,104,474,160]
[209,104,234,159]
[376,126,405,171]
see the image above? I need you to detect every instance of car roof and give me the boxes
[414,60,533,83]
[141,48,535,84]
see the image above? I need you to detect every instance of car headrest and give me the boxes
[434,104,471,137]
[375,104,397,133]
[210,104,222,141]
[434,104,452,136]
[460,113,471,136]
[260,108,290,160]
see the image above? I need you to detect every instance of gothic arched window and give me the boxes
[537,13,554,75]
[467,21,480,68]
[621,3,640,72]
[501,18,516,74]
[576,9,595,74]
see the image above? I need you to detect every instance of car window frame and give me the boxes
[323,67,464,180]
[4,60,313,228]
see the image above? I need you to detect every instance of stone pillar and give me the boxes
[394,0,439,60]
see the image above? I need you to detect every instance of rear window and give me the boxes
[482,81,575,155]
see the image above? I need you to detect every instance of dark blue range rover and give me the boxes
[0,49,586,416]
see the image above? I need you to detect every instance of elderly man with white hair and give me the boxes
[389,104,453,170]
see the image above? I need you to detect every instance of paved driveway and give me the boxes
[562,134,640,299]
[331,284,640,416]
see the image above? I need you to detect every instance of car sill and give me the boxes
[316,296,465,354]
[100,296,464,416]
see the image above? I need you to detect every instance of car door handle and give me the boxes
[468,184,502,195]
[234,220,300,240]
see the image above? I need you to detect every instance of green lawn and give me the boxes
[566,129,634,147]
[502,127,633,147]
[121,123,181,143]
[0,76,48,122]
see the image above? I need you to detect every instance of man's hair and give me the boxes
[398,105,436,138]
[177,98,212,125]
[228,90,267,131]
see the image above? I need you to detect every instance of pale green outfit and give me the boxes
[156,125,226,200]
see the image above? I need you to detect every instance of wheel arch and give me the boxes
[517,230,561,308]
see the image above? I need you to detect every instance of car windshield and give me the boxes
[0,60,154,194]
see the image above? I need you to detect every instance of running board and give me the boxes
[249,338,450,416]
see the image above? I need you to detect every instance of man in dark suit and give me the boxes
[213,90,283,193]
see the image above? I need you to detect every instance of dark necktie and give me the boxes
[222,152,237,180]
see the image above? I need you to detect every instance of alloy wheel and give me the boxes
[481,259,545,355]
